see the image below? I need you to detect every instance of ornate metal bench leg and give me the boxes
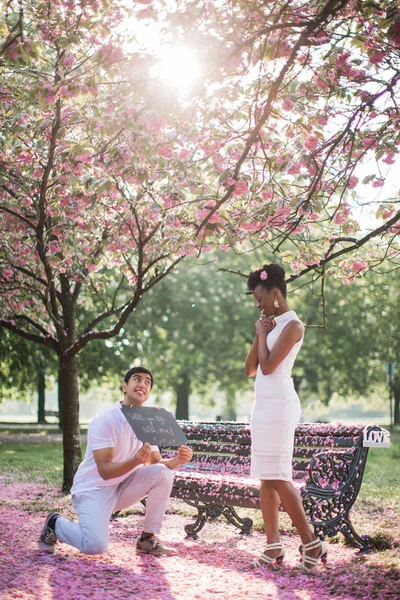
[184,503,207,538]
[339,517,374,553]
[221,506,253,534]
[183,500,253,537]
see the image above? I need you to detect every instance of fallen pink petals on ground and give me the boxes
[0,484,399,600]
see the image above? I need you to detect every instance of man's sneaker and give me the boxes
[38,513,59,553]
[136,535,176,556]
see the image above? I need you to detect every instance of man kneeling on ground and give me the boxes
[39,366,193,556]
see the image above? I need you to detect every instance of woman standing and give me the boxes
[245,263,327,570]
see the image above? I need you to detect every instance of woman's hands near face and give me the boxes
[255,315,275,336]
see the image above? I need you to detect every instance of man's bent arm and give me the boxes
[93,444,151,480]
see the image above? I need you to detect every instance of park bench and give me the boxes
[44,410,60,422]
[161,421,390,552]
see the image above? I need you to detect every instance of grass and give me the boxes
[0,443,64,486]
[358,431,400,503]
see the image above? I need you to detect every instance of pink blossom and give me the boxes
[369,50,386,64]
[317,115,329,126]
[372,178,385,188]
[382,207,394,220]
[241,221,263,232]
[382,152,396,165]
[316,77,329,90]
[362,137,377,150]
[162,194,178,208]
[200,142,222,157]
[334,202,350,225]
[351,261,366,272]
[196,209,223,224]
[347,175,359,190]
[18,152,33,165]
[287,163,301,175]
[226,178,249,196]
[48,242,62,253]
[43,93,57,105]
[178,149,191,160]
[145,117,166,134]
[178,242,196,256]
[76,154,92,163]
[261,190,273,201]
[136,6,158,20]
[282,97,294,112]
[21,196,32,207]
[2,268,13,280]
[99,43,125,65]
[304,135,319,152]
[63,54,74,67]
[158,145,174,159]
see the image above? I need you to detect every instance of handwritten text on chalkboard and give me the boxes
[121,405,187,447]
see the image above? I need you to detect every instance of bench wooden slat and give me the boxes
[177,455,250,475]
[294,435,358,448]
[163,441,251,456]
[183,432,251,445]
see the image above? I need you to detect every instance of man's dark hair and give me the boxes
[124,367,154,388]
[247,263,287,298]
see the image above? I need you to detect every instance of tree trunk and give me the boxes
[57,375,63,431]
[393,376,400,425]
[175,370,190,420]
[37,371,46,423]
[59,354,82,493]
[224,392,237,422]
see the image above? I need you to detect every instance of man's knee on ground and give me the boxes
[81,532,109,555]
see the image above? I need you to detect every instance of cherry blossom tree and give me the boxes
[1,0,399,490]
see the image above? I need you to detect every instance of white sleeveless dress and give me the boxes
[250,310,303,481]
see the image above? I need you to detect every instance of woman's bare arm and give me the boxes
[245,334,259,377]
[257,320,304,375]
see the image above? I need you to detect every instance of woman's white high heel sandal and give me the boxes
[251,542,285,568]
[300,538,328,570]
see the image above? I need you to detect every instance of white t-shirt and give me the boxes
[71,401,158,495]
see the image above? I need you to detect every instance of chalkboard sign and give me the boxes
[121,405,188,447]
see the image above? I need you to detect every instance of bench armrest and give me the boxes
[305,449,358,491]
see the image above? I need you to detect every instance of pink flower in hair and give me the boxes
[260,270,268,280]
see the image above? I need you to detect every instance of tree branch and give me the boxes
[0,320,59,352]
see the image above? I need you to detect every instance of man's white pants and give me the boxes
[55,463,174,555]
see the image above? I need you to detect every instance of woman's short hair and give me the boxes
[247,263,286,297]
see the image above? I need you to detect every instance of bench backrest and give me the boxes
[161,422,390,482]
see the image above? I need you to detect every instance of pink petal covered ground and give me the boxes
[0,482,399,600]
